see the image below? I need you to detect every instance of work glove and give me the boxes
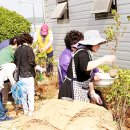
[103,55,116,64]
[36,65,46,73]
[91,92,103,105]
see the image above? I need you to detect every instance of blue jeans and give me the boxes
[0,92,7,120]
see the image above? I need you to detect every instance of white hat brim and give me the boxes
[78,38,106,46]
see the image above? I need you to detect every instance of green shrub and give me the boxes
[107,68,130,126]
[0,7,31,42]
[99,65,130,126]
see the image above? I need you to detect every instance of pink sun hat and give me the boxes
[41,24,49,36]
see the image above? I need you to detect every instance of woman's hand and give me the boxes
[103,55,116,64]
[94,74,101,81]
[91,92,103,105]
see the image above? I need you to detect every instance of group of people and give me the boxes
[0,24,53,121]
[0,33,36,121]
[0,23,116,122]
[58,30,116,107]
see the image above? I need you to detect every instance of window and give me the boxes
[91,0,117,20]
[51,0,69,23]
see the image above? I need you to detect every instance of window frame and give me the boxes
[56,0,69,24]
[51,2,67,19]
[93,0,117,20]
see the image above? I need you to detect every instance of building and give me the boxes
[44,0,130,69]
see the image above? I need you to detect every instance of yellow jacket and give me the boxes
[37,29,53,54]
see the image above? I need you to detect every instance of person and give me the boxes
[0,36,21,66]
[0,36,21,103]
[58,31,101,88]
[33,24,53,76]
[14,33,36,116]
[0,63,16,121]
[58,48,72,88]
[0,39,10,51]
[58,31,102,105]
[58,30,84,88]
[58,30,116,104]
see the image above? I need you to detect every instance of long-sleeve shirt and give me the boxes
[14,44,36,78]
[0,63,16,90]
[0,45,15,66]
[58,49,72,88]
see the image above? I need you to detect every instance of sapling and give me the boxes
[104,10,126,78]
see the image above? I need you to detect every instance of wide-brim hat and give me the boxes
[78,30,107,45]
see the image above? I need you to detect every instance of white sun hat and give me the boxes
[78,30,107,45]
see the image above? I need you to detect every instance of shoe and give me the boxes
[4,108,8,113]
[0,116,13,122]
[5,116,13,121]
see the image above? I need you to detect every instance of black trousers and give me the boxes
[46,51,53,74]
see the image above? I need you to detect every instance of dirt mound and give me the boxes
[0,99,118,130]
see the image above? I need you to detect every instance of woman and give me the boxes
[58,30,116,102]
[0,63,16,121]
[0,36,21,103]
[58,30,84,88]
[14,33,36,116]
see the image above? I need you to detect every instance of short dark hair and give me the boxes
[20,33,33,45]
[64,30,84,49]
[16,36,22,46]
[86,45,93,51]
[9,36,20,46]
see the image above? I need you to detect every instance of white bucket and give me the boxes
[93,73,117,87]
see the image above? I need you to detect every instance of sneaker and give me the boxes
[0,116,13,122]
[5,116,13,121]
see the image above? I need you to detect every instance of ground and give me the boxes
[0,75,129,130]
[0,75,58,130]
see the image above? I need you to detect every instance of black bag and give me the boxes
[13,66,19,82]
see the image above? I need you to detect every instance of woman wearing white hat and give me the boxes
[58,30,116,103]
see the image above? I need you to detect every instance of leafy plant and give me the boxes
[104,10,126,54]
[35,50,47,82]
[99,65,130,127]
[32,44,55,81]
[127,16,130,21]
[106,69,130,126]
[103,11,130,127]
[0,7,31,42]
[98,64,111,73]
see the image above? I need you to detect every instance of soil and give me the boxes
[0,75,129,130]
[0,99,118,130]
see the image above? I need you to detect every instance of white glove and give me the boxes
[103,55,116,64]
[91,92,103,105]
[36,65,46,73]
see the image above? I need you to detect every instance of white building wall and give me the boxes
[44,0,130,69]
